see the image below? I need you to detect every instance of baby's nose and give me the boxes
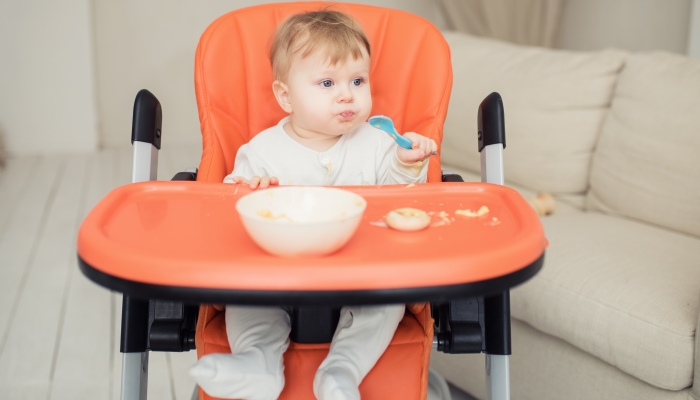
[337,86,354,102]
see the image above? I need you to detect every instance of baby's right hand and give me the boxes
[231,176,279,189]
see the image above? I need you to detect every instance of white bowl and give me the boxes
[235,186,367,257]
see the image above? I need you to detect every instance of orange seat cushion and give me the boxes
[196,304,433,400]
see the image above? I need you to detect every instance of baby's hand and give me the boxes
[231,176,279,189]
[396,132,437,164]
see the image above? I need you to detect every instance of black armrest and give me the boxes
[441,174,464,182]
[172,171,197,181]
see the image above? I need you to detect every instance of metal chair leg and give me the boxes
[486,354,510,400]
[121,352,149,400]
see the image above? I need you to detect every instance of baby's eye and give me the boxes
[352,78,364,86]
[320,80,333,88]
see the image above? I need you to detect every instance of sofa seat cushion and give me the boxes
[441,32,626,195]
[587,51,700,238]
[511,212,700,390]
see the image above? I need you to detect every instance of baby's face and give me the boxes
[283,48,371,138]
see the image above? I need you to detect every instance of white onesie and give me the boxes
[224,116,428,186]
[190,117,428,400]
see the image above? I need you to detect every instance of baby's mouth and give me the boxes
[339,111,355,120]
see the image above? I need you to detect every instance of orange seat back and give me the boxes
[194,2,452,183]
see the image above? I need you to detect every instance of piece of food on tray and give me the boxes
[455,205,490,217]
[386,208,431,231]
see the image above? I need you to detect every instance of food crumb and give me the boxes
[257,209,291,221]
[430,211,452,227]
[455,206,490,218]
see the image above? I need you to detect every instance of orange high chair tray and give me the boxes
[78,181,545,303]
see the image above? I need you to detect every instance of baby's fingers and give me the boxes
[427,138,438,155]
[397,148,429,164]
[232,176,249,184]
[249,176,261,189]
[404,132,437,156]
[259,176,279,189]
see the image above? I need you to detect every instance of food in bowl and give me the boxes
[385,208,430,231]
[235,186,367,257]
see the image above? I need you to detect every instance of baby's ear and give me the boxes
[272,80,292,113]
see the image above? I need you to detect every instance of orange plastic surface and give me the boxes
[78,181,546,292]
[193,2,452,184]
[196,304,433,400]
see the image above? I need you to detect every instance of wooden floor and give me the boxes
[0,145,202,400]
[0,144,476,400]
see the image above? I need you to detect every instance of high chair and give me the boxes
[77,3,546,400]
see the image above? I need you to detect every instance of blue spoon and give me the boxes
[368,115,413,149]
[368,115,437,155]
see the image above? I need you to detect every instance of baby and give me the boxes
[189,10,437,400]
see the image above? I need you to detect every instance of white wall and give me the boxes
[689,0,700,58]
[92,0,445,148]
[0,0,98,155]
[557,0,693,54]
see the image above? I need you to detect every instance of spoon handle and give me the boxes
[369,116,437,155]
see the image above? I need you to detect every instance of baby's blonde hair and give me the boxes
[270,10,371,82]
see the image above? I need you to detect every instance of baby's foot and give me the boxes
[314,367,360,400]
[189,353,284,400]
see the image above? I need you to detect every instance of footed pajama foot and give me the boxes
[189,352,284,400]
[314,367,361,400]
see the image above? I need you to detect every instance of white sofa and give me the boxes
[431,32,700,400]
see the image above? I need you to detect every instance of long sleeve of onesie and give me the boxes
[379,148,429,185]
[222,119,429,186]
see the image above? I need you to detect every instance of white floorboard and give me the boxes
[0,156,89,393]
[0,156,39,240]
[0,146,201,400]
[0,157,62,345]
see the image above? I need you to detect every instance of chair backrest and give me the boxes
[194,2,452,183]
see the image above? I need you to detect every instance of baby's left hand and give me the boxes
[397,132,437,164]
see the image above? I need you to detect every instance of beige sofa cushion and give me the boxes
[511,212,700,390]
[441,32,625,195]
[586,52,700,238]
[431,320,693,400]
